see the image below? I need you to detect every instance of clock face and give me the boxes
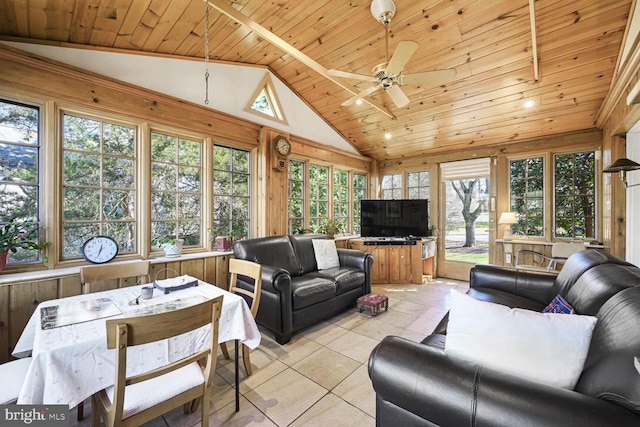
[275,137,290,156]
[82,236,119,264]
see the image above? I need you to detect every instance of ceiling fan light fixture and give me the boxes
[384,132,392,140]
[371,0,396,25]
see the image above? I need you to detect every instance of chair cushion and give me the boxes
[291,276,335,310]
[0,357,32,404]
[105,362,204,419]
[445,290,597,390]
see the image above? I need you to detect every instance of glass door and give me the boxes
[438,159,490,280]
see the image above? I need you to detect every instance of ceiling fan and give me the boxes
[329,0,456,108]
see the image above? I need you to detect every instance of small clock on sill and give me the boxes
[272,135,291,172]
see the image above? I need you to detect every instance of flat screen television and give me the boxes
[360,199,430,238]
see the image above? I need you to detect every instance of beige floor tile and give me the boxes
[258,335,323,367]
[332,364,377,417]
[326,330,380,363]
[292,346,360,390]
[326,309,368,330]
[371,308,420,329]
[217,347,288,394]
[351,317,404,342]
[298,320,350,346]
[391,299,437,317]
[244,369,327,426]
[208,396,277,427]
[289,393,374,427]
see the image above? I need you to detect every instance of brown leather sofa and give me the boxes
[368,250,640,426]
[233,234,373,344]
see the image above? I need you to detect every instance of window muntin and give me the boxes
[353,173,366,233]
[212,145,250,239]
[333,169,349,234]
[554,151,596,238]
[382,173,402,199]
[288,160,305,234]
[309,164,329,231]
[510,157,544,236]
[407,170,430,199]
[151,132,202,246]
[62,113,136,259]
[0,99,44,264]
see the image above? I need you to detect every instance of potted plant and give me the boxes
[319,218,344,239]
[0,218,50,271]
[152,236,184,257]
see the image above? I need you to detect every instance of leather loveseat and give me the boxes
[368,250,640,426]
[233,234,373,344]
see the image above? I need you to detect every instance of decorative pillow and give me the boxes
[445,290,597,390]
[543,294,575,314]
[312,239,340,270]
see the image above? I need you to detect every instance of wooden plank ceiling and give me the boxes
[0,0,632,161]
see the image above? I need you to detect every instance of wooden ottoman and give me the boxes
[357,293,389,316]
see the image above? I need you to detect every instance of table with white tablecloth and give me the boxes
[12,277,260,410]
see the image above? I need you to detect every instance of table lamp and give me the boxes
[498,212,518,241]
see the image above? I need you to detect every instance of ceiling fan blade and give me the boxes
[385,85,410,108]
[386,41,419,75]
[328,69,375,82]
[402,68,457,84]
[342,85,381,106]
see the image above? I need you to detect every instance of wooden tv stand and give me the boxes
[347,238,436,284]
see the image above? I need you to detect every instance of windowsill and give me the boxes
[0,250,233,286]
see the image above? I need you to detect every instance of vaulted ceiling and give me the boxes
[0,0,633,161]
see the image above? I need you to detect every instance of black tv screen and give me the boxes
[360,199,429,238]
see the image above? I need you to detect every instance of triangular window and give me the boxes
[245,74,288,125]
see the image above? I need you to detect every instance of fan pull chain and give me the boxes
[204,0,210,105]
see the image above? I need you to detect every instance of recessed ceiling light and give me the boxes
[384,133,392,140]
[523,99,535,108]
[355,99,364,105]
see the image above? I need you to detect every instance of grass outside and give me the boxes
[445,252,489,263]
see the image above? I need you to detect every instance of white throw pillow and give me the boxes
[312,239,340,270]
[445,290,597,390]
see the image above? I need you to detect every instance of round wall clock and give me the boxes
[82,235,119,264]
[274,135,291,157]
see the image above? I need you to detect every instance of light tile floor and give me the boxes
[70,278,469,427]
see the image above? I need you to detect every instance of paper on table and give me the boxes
[129,295,208,316]
[41,297,122,330]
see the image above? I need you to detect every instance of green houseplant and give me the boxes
[319,218,344,239]
[151,236,183,257]
[0,218,50,270]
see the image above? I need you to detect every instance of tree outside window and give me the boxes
[333,170,349,234]
[510,157,544,236]
[309,164,329,232]
[407,170,430,199]
[288,160,305,234]
[0,99,45,264]
[353,173,366,233]
[554,151,595,238]
[382,173,402,199]
[212,145,250,239]
[62,114,136,258]
[151,132,202,246]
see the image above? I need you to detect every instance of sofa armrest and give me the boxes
[368,336,639,427]
[260,265,291,293]
[470,263,556,304]
[338,248,374,294]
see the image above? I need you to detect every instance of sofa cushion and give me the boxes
[233,235,300,275]
[543,294,574,314]
[467,287,547,312]
[290,234,327,275]
[312,239,340,270]
[446,290,597,390]
[291,276,336,310]
[308,267,365,294]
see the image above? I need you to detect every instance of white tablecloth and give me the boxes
[12,277,260,407]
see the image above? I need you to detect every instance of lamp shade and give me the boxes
[602,158,640,173]
[371,0,396,24]
[498,212,518,224]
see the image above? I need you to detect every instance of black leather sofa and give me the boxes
[233,234,373,344]
[368,250,640,426]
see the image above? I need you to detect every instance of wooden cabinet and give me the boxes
[349,239,424,284]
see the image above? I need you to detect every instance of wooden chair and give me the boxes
[80,261,151,294]
[91,296,223,427]
[516,242,585,273]
[0,357,32,404]
[220,259,262,376]
[77,260,151,420]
